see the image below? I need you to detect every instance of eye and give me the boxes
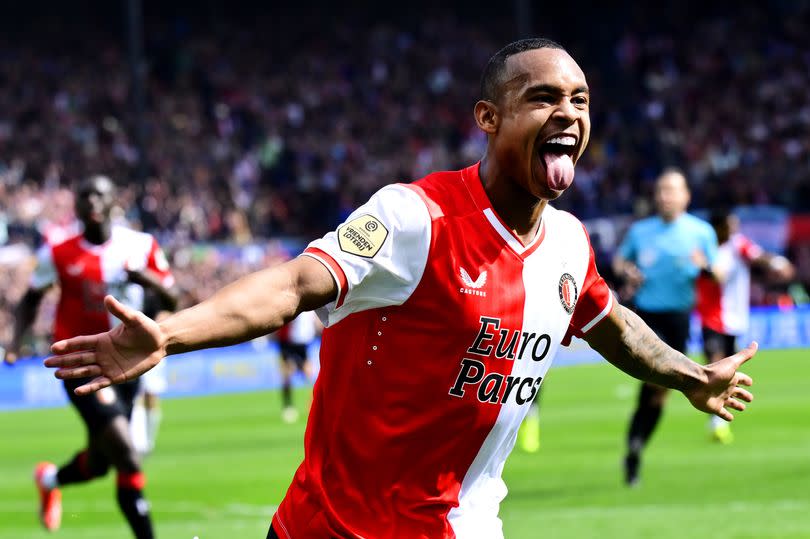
[530,93,555,104]
[572,95,589,107]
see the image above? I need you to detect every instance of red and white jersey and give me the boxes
[31,225,175,343]
[273,164,613,539]
[696,233,763,336]
[276,311,319,345]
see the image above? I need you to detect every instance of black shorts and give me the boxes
[702,327,737,361]
[279,342,309,369]
[64,377,140,432]
[266,524,280,539]
[635,309,691,354]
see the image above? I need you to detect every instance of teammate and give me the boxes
[276,311,320,423]
[696,210,794,443]
[45,40,756,539]
[613,169,718,486]
[6,175,177,537]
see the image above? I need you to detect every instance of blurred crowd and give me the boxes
[1,3,810,352]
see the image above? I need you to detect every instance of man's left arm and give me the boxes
[584,303,756,421]
[126,239,179,310]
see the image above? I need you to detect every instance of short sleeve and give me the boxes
[145,238,176,288]
[29,244,57,290]
[301,184,431,326]
[562,226,615,345]
[735,235,763,262]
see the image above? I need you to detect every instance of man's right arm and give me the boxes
[160,256,336,356]
[45,255,337,394]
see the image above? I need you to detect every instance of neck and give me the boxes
[479,156,546,244]
[83,222,111,245]
[660,212,682,223]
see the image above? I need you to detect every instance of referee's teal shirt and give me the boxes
[618,213,718,313]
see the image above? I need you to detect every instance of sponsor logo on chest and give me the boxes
[458,266,487,296]
[448,316,552,406]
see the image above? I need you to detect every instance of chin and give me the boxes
[532,181,564,201]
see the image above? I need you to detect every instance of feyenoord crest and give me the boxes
[558,273,578,314]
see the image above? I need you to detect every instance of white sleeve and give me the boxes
[301,184,431,326]
[30,244,57,290]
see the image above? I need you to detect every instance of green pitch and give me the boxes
[1,349,808,538]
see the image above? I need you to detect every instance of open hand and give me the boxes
[683,342,757,421]
[44,295,166,396]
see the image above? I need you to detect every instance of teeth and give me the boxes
[546,136,576,146]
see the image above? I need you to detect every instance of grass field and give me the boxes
[1,348,809,538]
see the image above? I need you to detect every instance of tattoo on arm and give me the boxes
[609,305,705,391]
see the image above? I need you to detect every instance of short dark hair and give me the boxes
[480,38,566,102]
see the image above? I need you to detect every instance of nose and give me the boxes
[551,97,578,123]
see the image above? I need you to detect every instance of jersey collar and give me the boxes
[461,162,546,259]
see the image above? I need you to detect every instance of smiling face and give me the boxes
[479,47,591,200]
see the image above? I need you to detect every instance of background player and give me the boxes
[5,175,177,536]
[696,209,794,443]
[45,41,756,539]
[276,310,321,423]
[613,169,718,486]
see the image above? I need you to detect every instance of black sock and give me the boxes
[627,403,663,455]
[57,450,107,486]
[282,381,292,408]
[116,473,154,539]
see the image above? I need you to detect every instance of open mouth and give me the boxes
[539,134,578,159]
[537,134,578,191]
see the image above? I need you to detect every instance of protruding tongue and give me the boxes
[542,152,575,191]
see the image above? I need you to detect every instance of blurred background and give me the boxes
[1,1,809,537]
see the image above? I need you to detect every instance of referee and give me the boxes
[613,168,718,486]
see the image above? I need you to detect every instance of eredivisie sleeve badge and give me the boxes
[338,214,389,258]
[558,273,578,314]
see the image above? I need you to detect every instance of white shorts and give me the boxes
[141,360,168,395]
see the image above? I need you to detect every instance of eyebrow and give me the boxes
[523,84,590,96]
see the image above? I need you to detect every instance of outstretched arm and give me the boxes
[584,303,755,421]
[45,256,336,394]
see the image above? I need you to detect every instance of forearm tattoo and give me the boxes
[612,305,704,391]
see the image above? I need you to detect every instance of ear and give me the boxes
[474,100,499,134]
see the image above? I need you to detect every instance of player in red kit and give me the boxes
[696,210,794,443]
[7,176,177,537]
[46,40,757,539]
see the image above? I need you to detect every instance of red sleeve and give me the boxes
[146,238,176,288]
[736,235,763,263]
[561,226,614,346]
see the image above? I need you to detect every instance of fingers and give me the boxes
[735,372,753,387]
[104,295,140,326]
[51,334,102,355]
[731,341,758,367]
[44,351,97,369]
[55,365,102,380]
[74,376,113,396]
[725,398,746,412]
[733,387,754,403]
